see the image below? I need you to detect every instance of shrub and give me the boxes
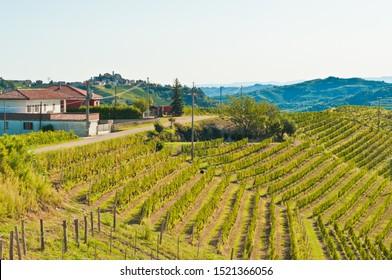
[68,105,142,119]
[154,121,164,133]
[41,124,54,132]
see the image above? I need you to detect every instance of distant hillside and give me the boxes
[239,77,392,111]
[4,75,392,111]
[201,84,274,97]
[0,77,30,91]
[73,82,217,107]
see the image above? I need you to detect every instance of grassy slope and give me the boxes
[1,108,392,260]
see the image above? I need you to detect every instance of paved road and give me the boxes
[34,115,216,153]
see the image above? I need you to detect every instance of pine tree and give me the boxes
[170,78,184,116]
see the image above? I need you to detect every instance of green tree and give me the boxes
[280,117,296,139]
[154,121,164,133]
[221,96,283,139]
[171,78,184,116]
[168,117,176,128]
[132,98,149,113]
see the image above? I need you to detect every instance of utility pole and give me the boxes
[378,97,381,129]
[3,101,5,135]
[147,77,150,118]
[219,86,223,115]
[191,82,195,162]
[220,86,222,106]
[114,86,117,106]
[240,85,243,97]
[39,101,42,130]
[86,81,90,137]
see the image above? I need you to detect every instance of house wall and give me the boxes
[0,99,62,114]
[66,100,84,108]
[66,99,100,108]
[26,99,62,114]
[0,119,99,137]
[0,100,27,113]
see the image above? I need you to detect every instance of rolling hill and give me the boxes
[1,107,392,260]
[206,77,392,111]
[81,83,217,107]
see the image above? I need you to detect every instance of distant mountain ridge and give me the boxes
[4,74,392,111]
[201,84,274,97]
[204,76,392,111]
[0,74,217,107]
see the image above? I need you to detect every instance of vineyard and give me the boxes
[1,109,392,260]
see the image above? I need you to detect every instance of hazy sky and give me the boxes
[1,0,391,86]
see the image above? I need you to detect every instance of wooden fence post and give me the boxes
[90,211,94,237]
[0,240,3,260]
[134,230,137,258]
[74,219,79,246]
[9,231,14,260]
[62,220,68,253]
[390,159,392,182]
[21,220,26,256]
[191,226,194,244]
[97,207,101,233]
[159,219,164,245]
[177,236,180,260]
[14,226,22,260]
[156,233,159,260]
[84,216,88,244]
[110,228,113,253]
[87,180,92,206]
[113,192,118,232]
[40,219,45,251]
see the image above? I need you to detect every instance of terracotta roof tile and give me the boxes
[0,89,72,100]
[48,85,102,99]
[0,85,102,100]
[0,90,27,100]
[18,89,70,99]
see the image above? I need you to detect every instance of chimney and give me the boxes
[59,82,62,89]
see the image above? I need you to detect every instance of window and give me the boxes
[53,104,55,111]
[35,105,39,113]
[27,105,31,113]
[5,122,9,130]
[23,122,33,130]
[44,104,47,112]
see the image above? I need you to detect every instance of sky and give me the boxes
[1,0,392,86]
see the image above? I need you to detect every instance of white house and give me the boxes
[0,88,100,136]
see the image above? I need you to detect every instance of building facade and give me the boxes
[0,86,103,137]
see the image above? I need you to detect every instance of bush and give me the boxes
[0,135,58,218]
[41,124,54,132]
[68,105,142,119]
[154,121,164,133]
[174,121,223,142]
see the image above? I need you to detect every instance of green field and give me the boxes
[1,107,392,260]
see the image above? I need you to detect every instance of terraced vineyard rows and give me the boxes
[3,110,392,260]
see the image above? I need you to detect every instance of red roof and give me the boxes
[0,89,70,100]
[0,85,102,100]
[0,90,26,100]
[48,85,102,99]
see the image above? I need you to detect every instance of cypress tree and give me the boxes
[171,78,184,116]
